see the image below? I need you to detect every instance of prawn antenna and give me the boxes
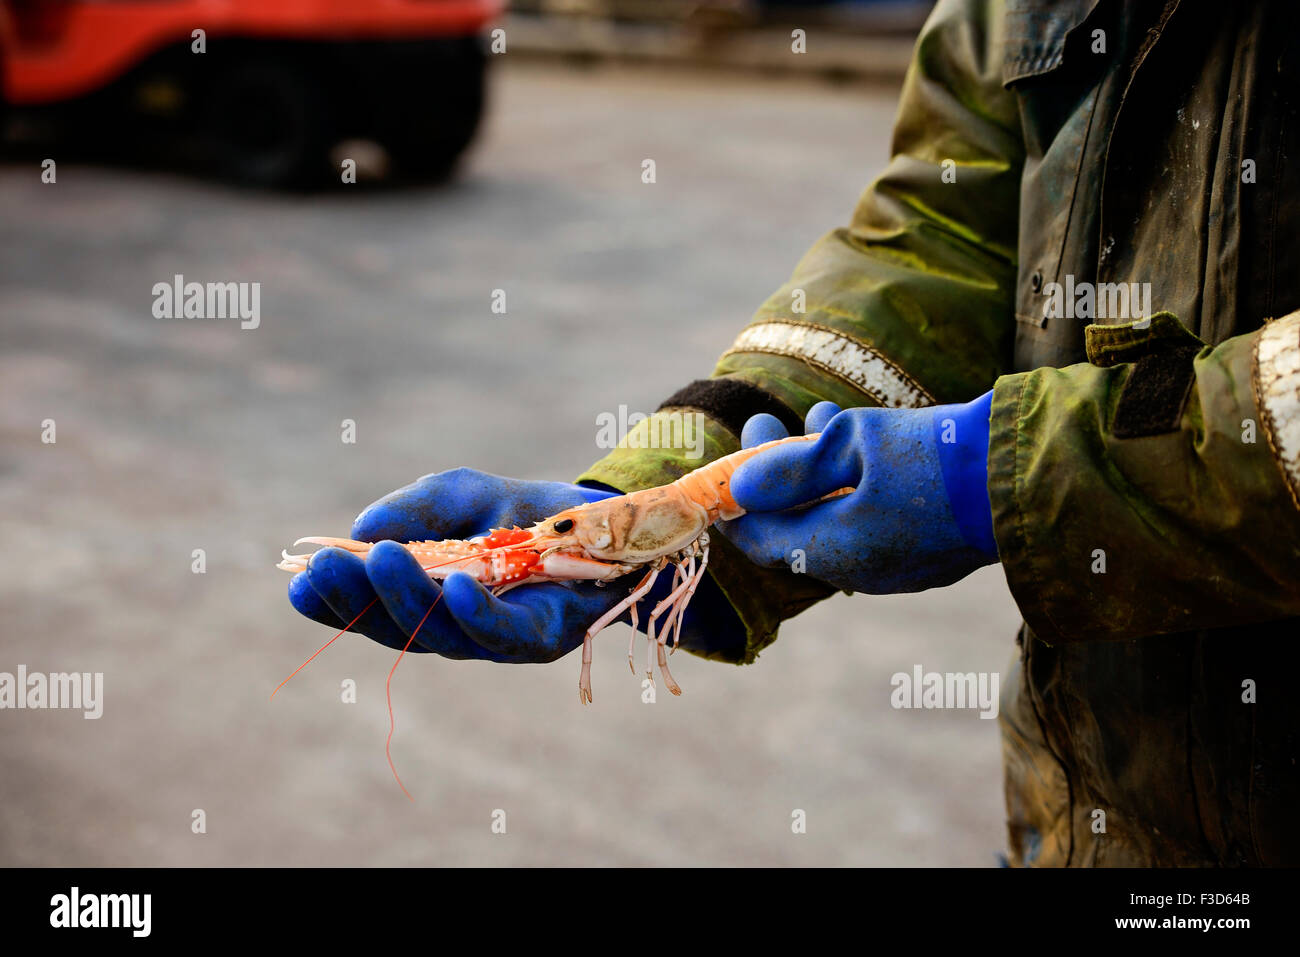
[271,597,380,700]
[386,593,443,802]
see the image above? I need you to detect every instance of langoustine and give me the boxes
[279,432,817,703]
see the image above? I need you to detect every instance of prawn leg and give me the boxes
[643,557,695,691]
[579,565,661,705]
[658,553,696,655]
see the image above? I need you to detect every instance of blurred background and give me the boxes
[0,0,1027,867]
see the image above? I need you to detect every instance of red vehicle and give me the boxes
[0,0,504,185]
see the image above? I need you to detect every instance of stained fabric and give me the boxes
[579,0,1300,866]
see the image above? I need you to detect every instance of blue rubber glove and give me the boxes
[287,469,741,662]
[721,395,998,594]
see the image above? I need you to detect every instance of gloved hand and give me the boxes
[721,394,999,594]
[287,469,742,662]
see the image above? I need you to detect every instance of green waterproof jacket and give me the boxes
[578,0,1300,866]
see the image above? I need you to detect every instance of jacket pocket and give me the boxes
[1002,0,1106,334]
[1002,0,1104,86]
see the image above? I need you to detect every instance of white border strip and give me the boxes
[723,321,933,408]
[1256,312,1300,507]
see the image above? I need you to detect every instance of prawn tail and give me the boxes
[672,432,819,522]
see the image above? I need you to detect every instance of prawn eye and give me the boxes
[554,518,575,534]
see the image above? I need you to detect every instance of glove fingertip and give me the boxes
[288,572,342,626]
[303,546,402,643]
[740,413,789,450]
[441,571,490,621]
[350,503,397,542]
[728,458,763,509]
[805,401,842,434]
[729,449,810,512]
[305,545,365,590]
[365,538,420,579]
[442,572,539,659]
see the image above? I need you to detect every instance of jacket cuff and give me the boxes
[988,316,1300,644]
[986,370,1065,641]
[576,409,836,664]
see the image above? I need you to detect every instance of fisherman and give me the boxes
[289,0,1300,866]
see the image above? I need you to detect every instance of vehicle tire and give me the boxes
[379,41,486,181]
[206,59,335,189]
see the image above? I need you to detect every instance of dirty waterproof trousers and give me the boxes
[578,0,1300,865]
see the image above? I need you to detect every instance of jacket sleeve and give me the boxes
[990,311,1300,643]
[577,0,1025,664]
